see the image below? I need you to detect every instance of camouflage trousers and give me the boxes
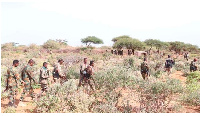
[8,85,18,104]
[40,78,48,93]
[20,81,34,101]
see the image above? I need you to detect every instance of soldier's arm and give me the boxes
[11,68,23,83]
[87,66,93,75]
[80,64,83,72]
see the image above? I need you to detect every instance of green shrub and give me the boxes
[66,66,80,79]
[186,71,200,83]
[3,107,16,113]
[137,78,183,113]
[43,39,60,49]
[80,47,88,51]
[181,82,200,106]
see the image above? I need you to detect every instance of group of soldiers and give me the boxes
[140,54,199,80]
[6,59,36,107]
[111,49,124,56]
[4,51,199,108]
[5,58,95,108]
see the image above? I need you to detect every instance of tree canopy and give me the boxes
[144,39,169,50]
[81,36,104,47]
[112,35,132,43]
[113,36,145,50]
[43,39,63,49]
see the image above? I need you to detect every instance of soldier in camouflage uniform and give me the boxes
[39,62,50,94]
[141,58,149,80]
[19,59,35,107]
[6,60,24,107]
[53,59,66,84]
[78,58,88,87]
[190,58,198,72]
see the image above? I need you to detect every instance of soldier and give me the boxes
[49,50,52,55]
[111,50,114,54]
[19,59,35,107]
[6,60,24,107]
[39,62,50,95]
[84,60,95,91]
[186,52,189,61]
[78,58,88,87]
[165,55,173,74]
[114,50,117,55]
[128,49,132,56]
[53,59,66,84]
[141,58,149,80]
[190,58,198,72]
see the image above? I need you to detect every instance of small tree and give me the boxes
[168,41,186,54]
[43,39,60,49]
[184,43,199,52]
[56,39,68,45]
[144,39,168,52]
[81,36,104,47]
[112,35,131,43]
[1,42,18,51]
[113,36,145,54]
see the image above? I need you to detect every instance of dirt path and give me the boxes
[169,71,200,113]
[1,89,41,113]
[170,71,187,84]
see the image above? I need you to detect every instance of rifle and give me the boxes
[3,74,20,92]
[4,76,9,92]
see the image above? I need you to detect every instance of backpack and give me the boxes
[165,60,172,68]
[190,61,197,71]
[84,66,92,79]
[141,62,149,73]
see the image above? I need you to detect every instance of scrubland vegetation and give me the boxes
[1,37,200,113]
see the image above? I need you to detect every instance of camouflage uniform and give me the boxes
[40,66,50,92]
[6,66,22,105]
[53,63,65,83]
[190,61,197,72]
[141,61,149,80]
[20,65,35,101]
[79,63,88,84]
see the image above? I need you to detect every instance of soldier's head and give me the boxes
[43,62,48,68]
[84,58,87,64]
[168,55,171,58]
[194,58,197,62]
[13,60,19,67]
[58,59,64,64]
[90,60,94,67]
[28,59,35,66]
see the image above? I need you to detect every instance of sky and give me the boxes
[1,0,200,47]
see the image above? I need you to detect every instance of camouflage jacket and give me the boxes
[191,61,197,67]
[53,63,65,77]
[141,61,149,73]
[40,67,50,79]
[7,66,21,87]
[80,63,88,74]
[21,65,35,82]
